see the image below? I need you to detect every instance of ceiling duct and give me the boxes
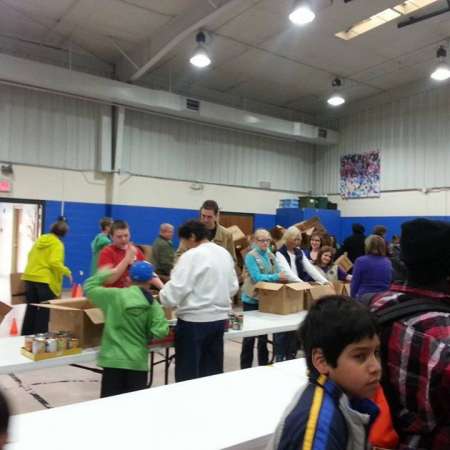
[0,53,339,145]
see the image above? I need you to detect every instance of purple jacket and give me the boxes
[350,255,392,298]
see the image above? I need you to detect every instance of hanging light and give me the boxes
[289,1,316,25]
[190,31,211,68]
[327,78,346,106]
[430,45,450,81]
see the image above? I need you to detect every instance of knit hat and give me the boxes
[129,261,154,282]
[400,218,450,281]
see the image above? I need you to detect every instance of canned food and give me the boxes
[35,333,48,339]
[45,338,58,353]
[232,319,240,330]
[70,338,80,349]
[32,338,46,355]
[238,314,244,328]
[57,337,67,351]
[24,335,34,352]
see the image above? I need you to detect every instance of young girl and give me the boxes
[306,233,322,263]
[314,246,352,283]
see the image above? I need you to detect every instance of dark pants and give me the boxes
[175,318,226,382]
[273,332,298,362]
[240,302,269,369]
[101,368,148,398]
[21,281,56,335]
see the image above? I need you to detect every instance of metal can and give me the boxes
[35,333,48,339]
[57,337,67,351]
[232,319,240,330]
[24,335,34,352]
[238,314,244,329]
[70,338,80,349]
[45,338,58,353]
[32,338,46,355]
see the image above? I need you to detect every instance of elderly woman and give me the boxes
[350,234,392,299]
[275,226,328,284]
[274,226,328,361]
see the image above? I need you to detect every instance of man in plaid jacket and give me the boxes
[369,218,450,450]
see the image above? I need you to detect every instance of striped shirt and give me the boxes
[370,285,450,449]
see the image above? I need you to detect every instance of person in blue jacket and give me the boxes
[269,296,381,450]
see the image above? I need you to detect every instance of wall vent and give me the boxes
[186,98,200,112]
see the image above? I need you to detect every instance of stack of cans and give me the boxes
[24,331,80,355]
[228,313,244,331]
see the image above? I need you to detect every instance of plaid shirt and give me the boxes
[370,285,450,450]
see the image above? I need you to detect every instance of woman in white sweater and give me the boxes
[159,220,239,382]
[275,226,328,284]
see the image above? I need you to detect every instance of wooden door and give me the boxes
[219,212,254,234]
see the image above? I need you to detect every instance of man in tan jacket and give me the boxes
[175,200,236,265]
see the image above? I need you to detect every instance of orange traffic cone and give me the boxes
[9,317,18,336]
[71,283,83,298]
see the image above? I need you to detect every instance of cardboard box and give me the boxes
[227,225,249,249]
[10,273,27,305]
[136,244,152,262]
[33,298,104,348]
[0,301,12,325]
[295,217,320,233]
[333,281,351,296]
[304,283,336,310]
[255,282,311,315]
[335,253,353,273]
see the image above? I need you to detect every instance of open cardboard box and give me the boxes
[10,273,26,305]
[33,297,104,347]
[227,225,249,249]
[304,283,337,310]
[333,281,351,296]
[255,282,311,315]
[335,253,353,273]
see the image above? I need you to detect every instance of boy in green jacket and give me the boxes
[84,254,169,398]
[90,217,113,275]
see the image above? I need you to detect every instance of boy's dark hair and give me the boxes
[352,223,365,234]
[298,296,378,372]
[99,217,113,231]
[179,220,208,242]
[111,220,129,236]
[200,200,219,215]
[50,220,69,237]
[0,389,10,435]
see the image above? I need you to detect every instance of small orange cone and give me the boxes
[71,283,83,298]
[9,317,18,336]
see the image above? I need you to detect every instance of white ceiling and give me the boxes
[1,0,450,118]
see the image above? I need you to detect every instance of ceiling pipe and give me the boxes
[398,3,450,28]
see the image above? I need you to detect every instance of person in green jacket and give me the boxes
[84,253,169,398]
[90,217,113,275]
[21,220,72,335]
[151,223,175,280]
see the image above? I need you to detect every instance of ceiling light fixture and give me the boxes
[289,1,316,25]
[327,78,346,107]
[190,31,211,68]
[431,45,450,81]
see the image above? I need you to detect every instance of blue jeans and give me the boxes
[240,302,269,369]
[273,332,298,362]
[175,318,226,382]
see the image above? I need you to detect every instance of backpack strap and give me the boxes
[375,296,450,327]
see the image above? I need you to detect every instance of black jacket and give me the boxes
[336,233,365,262]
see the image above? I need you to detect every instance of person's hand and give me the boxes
[125,245,137,264]
[346,274,352,282]
[67,273,73,285]
[279,272,288,282]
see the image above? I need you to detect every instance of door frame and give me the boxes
[0,198,45,235]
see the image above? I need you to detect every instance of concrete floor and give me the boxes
[0,337,249,416]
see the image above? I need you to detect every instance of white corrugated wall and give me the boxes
[0,84,104,170]
[314,84,450,194]
[122,109,314,192]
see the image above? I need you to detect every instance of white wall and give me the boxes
[315,83,450,196]
[1,165,304,215]
[123,109,315,193]
[330,189,450,218]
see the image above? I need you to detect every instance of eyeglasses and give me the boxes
[256,238,271,243]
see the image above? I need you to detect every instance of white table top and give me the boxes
[6,358,308,450]
[0,310,306,374]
